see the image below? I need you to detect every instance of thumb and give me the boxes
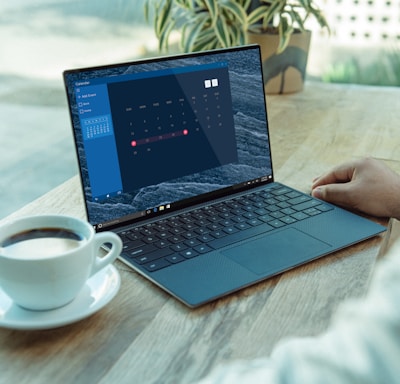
[312,183,353,208]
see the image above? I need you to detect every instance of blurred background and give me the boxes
[1,0,399,219]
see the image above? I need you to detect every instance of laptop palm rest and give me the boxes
[222,228,331,275]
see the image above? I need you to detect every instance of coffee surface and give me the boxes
[0,228,85,259]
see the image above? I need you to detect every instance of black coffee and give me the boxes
[0,228,86,259]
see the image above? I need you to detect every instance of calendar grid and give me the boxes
[82,114,112,140]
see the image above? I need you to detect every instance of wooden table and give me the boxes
[1,81,400,384]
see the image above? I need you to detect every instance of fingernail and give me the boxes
[312,187,322,199]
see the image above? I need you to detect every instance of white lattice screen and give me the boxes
[317,0,400,46]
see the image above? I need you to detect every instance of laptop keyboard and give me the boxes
[118,184,333,272]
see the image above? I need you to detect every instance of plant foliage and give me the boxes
[144,0,329,53]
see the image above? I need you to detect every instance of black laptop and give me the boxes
[63,45,385,307]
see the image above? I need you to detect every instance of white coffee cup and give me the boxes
[0,214,122,311]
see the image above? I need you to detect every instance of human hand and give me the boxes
[311,157,400,219]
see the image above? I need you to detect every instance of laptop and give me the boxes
[63,45,385,307]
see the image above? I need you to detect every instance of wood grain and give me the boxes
[1,81,398,384]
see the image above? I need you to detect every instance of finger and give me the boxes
[312,183,355,209]
[312,164,356,189]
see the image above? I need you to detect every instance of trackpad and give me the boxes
[221,228,330,275]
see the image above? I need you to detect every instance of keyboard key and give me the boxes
[182,231,196,239]
[242,212,257,219]
[219,212,234,219]
[266,205,280,212]
[142,236,158,243]
[270,211,285,219]
[166,254,186,264]
[271,187,292,195]
[154,240,170,248]
[286,191,301,198]
[198,234,215,242]
[182,221,197,230]
[130,246,174,264]
[219,219,234,227]
[231,216,246,223]
[185,238,202,247]
[281,207,296,215]
[223,226,239,235]
[268,219,286,228]
[126,232,143,241]
[194,227,209,235]
[291,212,309,220]
[277,201,291,209]
[169,235,185,243]
[317,204,334,212]
[208,223,221,231]
[242,204,256,212]
[122,239,145,251]
[181,249,198,259]
[171,243,188,252]
[143,258,171,272]
[259,214,274,223]
[247,218,263,226]
[288,195,311,205]
[141,228,156,236]
[210,230,226,238]
[293,200,321,212]
[126,244,157,258]
[254,208,268,215]
[235,222,251,230]
[304,208,321,216]
[170,227,185,235]
[281,216,297,224]
[194,244,212,254]
[156,231,170,239]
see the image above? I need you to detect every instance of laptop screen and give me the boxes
[64,45,273,230]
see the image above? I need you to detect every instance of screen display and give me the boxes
[64,46,273,229]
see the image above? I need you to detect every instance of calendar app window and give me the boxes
[107,64,238,192]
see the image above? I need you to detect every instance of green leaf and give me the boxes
[297,0,311,11]
[227,23,247,47]
[290,9,305,30]
[194,0,207,9]
[251,0,286,30]
[176,0,192,6]
[214,17,230,47]
[277,15,293,53]
[311,9,330,31]
[155,0,173,37]
[182,14,209,52]
[262,2,284,30]
[158,20,176,51]
[144,1,150,23]
[220,0,248,26]
[247,5,270,26]
[193,30,218,51]
[242,0,253,10]
[204,0,218,25]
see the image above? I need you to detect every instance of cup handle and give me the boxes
[90,232,122,276]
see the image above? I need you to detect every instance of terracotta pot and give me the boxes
[248,30,311,94]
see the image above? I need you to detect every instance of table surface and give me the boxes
[1,81,400,384]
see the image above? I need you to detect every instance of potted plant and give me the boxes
[144,0,329,93]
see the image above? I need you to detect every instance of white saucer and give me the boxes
[0,265,120,330]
